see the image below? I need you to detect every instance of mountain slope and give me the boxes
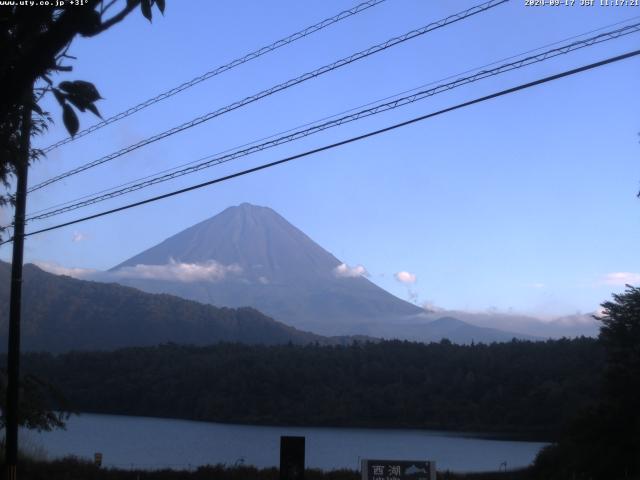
[108,203,423,336]
[0,261,334,353]
[426,310,600,338]
[365,316,538,343]
[104,203,537,343]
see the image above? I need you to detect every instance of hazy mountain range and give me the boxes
[3,203,600,352]
[0,261,340,352]
[106,203,421,334]
[0,259,533,353]
[421,309,600,338]
[102,203,550,342]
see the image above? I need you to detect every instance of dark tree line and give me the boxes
[5,286,639,479]
[532,286,640,480]
[8,337,603,438]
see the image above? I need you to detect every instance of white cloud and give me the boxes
[333,263,368,278]
[554,313,599,325]
[422,301,443,313]
[601,272,640,286]
[72,231,88,242]
[529,282,546,289]
[35,261,96,279]
[112,259,242,283]
[258,276,269,284]
[394,271,417,284]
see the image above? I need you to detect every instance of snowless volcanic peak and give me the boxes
[111,203,343,284]
[107,203,543,343]
[109,203,422,336]
[108,203,538,342]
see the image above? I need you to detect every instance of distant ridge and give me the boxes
[0,261,354,353]
[106,203,537,343]
[109,203,422,335]
[365,316,539,343]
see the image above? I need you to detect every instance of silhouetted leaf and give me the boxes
[52,88,66,106]
[77,9,102,36]
[65,95,87,112]
[31,101,44,116]
[59,80,101,103]
[58,81,73,92]
[60,80,103,117]
[62,104,79,137]
[71,80,102,102]
[86,103,102,119]
[141,0,152,21]
[156,0,165,14]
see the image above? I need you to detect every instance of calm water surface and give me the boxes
[22,413,548,473]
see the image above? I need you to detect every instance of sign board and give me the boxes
[94,452,103,467]
[361,459,436,480]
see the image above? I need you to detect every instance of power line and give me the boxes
[24,14,640,220]
[22,21,640,223]
[28,0,508,193]
[32,0,506,191]
[39,0,389,154]
[2,48,636,246]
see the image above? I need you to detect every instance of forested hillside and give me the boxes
[14,338,603,437]
[0,262,337,352]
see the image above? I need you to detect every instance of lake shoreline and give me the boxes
[67,410,556,443]
[24,412,548,473]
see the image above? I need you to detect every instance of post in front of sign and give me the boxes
[280,436,305,480]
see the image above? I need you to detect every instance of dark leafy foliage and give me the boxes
[61,102,80,137]
[0,262,331,352]
[11,337,603,437]
[532,285,640,480]
[0,370,69,431]
[55,79,103,134]
[0,0,165,237]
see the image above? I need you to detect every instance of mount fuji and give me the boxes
[105,203,534,342]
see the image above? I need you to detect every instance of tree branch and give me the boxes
[101,0,119,16]
[87,0,140,36]
[0,0,141,118]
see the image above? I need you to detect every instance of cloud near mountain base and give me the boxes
[111,259,242,283]
[35,262,97,279]
[36,259,242,283]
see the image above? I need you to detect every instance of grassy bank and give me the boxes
[15,457,533,480]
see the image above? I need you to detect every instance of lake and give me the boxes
[21,413,548,473]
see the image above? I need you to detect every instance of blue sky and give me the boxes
[1,0,639,317]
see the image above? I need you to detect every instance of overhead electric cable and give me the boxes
[0,47,635,246]
[28,0,508,193]
[22,21,640,223]
[25,14,640,220]
[40,0,389,153]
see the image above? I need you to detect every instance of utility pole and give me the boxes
[5,86,32,480]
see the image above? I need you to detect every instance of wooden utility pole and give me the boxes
[5,88,32,480]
